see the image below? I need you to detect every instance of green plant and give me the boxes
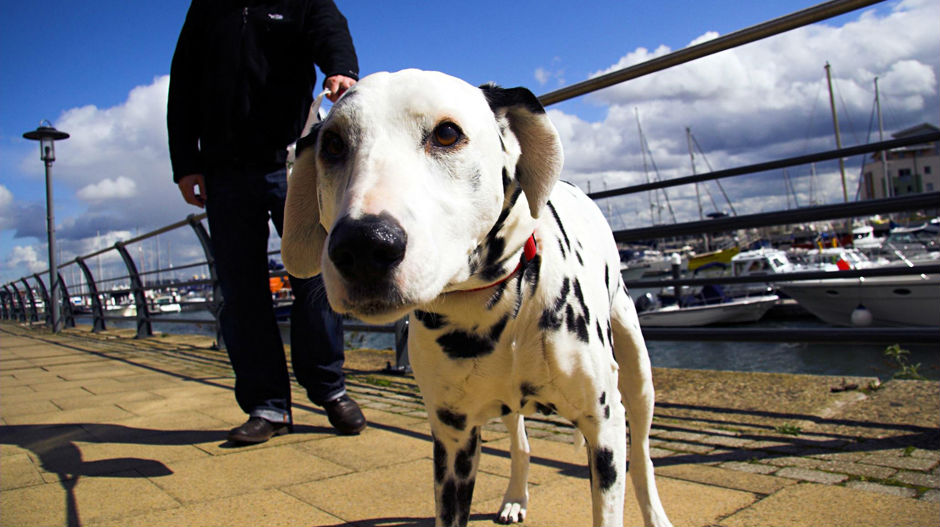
[775,424,802,436]
[884,344,926,380]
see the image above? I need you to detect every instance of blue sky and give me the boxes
[1,0,938,284]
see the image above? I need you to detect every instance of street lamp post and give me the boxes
[23,121,69,332]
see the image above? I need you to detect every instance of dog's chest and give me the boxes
[408,190,619,423]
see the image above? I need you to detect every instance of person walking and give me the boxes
[167,0,365,443]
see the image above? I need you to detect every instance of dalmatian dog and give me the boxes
[282,69,671,527]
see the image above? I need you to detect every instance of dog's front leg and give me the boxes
[581,387,627,527]
[496,413,529,524]
[431,414,481,527]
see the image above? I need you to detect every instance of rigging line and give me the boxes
[643,137,677,224]
[690,132,738,216]
[831,71,863,146]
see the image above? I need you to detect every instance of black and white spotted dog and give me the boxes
[282,69,671,527]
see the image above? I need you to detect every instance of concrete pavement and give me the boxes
[1,320,937,526]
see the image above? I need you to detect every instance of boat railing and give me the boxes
[2,0,937,355]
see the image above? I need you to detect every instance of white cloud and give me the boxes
[534,67,551,86]
[76,176,138,202]
[0,185,13,231]
[7,245,46,274]
[550,0,939,226]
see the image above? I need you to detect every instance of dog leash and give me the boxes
[287,89,332,170]
[463,233,538,293]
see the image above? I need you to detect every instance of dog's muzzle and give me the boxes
[328,212,407,286]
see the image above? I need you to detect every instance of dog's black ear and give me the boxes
[282,131,327,278]
[480,84,564,219]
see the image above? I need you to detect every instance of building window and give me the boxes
[925,165,932,174]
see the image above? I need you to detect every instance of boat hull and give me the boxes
[638,295,779,327]
[778,274,940,327]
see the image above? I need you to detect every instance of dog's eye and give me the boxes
[432,122,462,147]
[320,131,347,161]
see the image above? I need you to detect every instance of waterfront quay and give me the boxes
[1,320,937,526]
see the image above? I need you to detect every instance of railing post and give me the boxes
[1,285,13,319]
[8,282,26,322]
[75,256,106,332]
[186,214,223,349]
[30,274,50,326]
[114,241,152,338]
[58,271,76,329]
[21,277,40,323]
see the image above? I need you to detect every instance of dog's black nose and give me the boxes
[328,213,407,284]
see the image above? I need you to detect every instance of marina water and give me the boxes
[77,311,939,381]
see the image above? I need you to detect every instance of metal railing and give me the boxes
[2,0,937,350]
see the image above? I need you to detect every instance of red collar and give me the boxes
[463,233,538,293]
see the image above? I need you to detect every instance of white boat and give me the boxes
[851,225,883,251]
[152,296,182,313]
[637,294,779,327]
[723,247,797,296]
[777,274,940,327]
[620,249,684,280]
[798,247,884,271]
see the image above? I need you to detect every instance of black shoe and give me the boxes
[227,417,291,444]
[323,395,367,435]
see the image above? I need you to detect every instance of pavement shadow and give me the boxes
[0,423,222,527]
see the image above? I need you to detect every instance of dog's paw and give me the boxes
[496,500,527,524]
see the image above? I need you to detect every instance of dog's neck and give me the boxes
[454,183,538,292]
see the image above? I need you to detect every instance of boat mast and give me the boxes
[686,127,704,221]
[825,62,848,203]
[635,108,656,225]
[874,76,890,198]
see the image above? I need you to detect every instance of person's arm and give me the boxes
[167,0,206,187]
[305,0,359,101]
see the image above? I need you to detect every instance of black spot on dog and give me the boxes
[480,84,547,115]
[535,402,557,416]
[433,437,447,483]
[604,263,611,293]
[546,200,570,251]
[520,382,539,397]
[593,447,618,490]
[489,316,509,342]
[603,405,611,419]
[538,276,571,330]
[575,250,584,266]
[500,404,511,416]
[456,479,475,526]
[599,392,607,405]
[573,279,590,322]
[481,237,508,281]
[437,330,495,359]
[437,408,467,431]
[557,238,567,259]
[415,310,447,330]
[595,319,606,345]
[440,478,457,525]
[486,280,507,310]
[573,314,590,343]
[523,253,541,295]
[454,429,479,480]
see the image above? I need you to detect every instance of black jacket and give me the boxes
[167,0,358,181]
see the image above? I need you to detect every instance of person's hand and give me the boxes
[324,75,356,102]
[178,173,206,208]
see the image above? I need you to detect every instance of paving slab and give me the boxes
[720,482,939,527]
[2,322,938,526]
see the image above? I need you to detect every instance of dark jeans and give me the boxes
[205,164,345,424]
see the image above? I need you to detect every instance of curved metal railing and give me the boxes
[2,0,937,351]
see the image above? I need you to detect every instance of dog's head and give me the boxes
[282,69,563,323]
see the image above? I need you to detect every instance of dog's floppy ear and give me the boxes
[481,84,564,218]
[282,126,326,278]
